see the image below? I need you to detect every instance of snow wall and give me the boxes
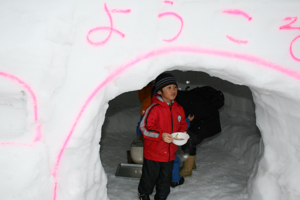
[0,0,300,200]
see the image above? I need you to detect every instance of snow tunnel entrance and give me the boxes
[100,70,261,199]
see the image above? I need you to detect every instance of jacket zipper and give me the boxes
[169,105,173,162]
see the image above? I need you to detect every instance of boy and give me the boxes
[138,73,188,200]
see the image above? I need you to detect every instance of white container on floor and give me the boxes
[130,139,144,164]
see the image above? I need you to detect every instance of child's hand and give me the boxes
[162,132,173,143]
[188,114,195,122]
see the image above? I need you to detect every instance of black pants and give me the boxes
[181,130,205,156]
[138,158,174,200]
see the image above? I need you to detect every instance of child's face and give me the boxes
[157,84,178,104]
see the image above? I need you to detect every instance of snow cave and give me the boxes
[0,0,300,200]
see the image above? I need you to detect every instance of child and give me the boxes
[137,114,194,188]
[138,73,188,200]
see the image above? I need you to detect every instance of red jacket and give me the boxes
[139,94,188,162]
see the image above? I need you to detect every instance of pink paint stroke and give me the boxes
[223,9,252,21]
[280,17,300,30]
[53,182,58,200]
[290,35,300,62]
[111,9,131,13]
[158,12,183,42]
[53,45,300,200]
[0,72,41,146]
[86,3,125,46]
[164,1,173,5]
[0,142,33,147]
[0,72,38,121]
[226,35,248,44]
[34,124,42,142]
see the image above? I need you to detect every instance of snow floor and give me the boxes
[100,107,259,200]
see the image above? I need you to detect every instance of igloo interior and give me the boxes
[101,70,262,199]
[0,0,300,200]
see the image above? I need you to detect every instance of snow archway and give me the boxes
[99,50,300,200]
[0,0,300,200]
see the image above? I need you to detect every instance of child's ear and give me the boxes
[157,90,162,95]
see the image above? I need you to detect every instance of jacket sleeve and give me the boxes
[185,118,190,129]
[139,103,163,141]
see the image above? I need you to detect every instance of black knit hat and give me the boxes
[155,73,178,92]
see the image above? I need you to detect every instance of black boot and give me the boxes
[170,177,185,188]
[139,194,150,200]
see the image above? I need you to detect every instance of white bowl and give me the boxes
[171,132,190,146]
